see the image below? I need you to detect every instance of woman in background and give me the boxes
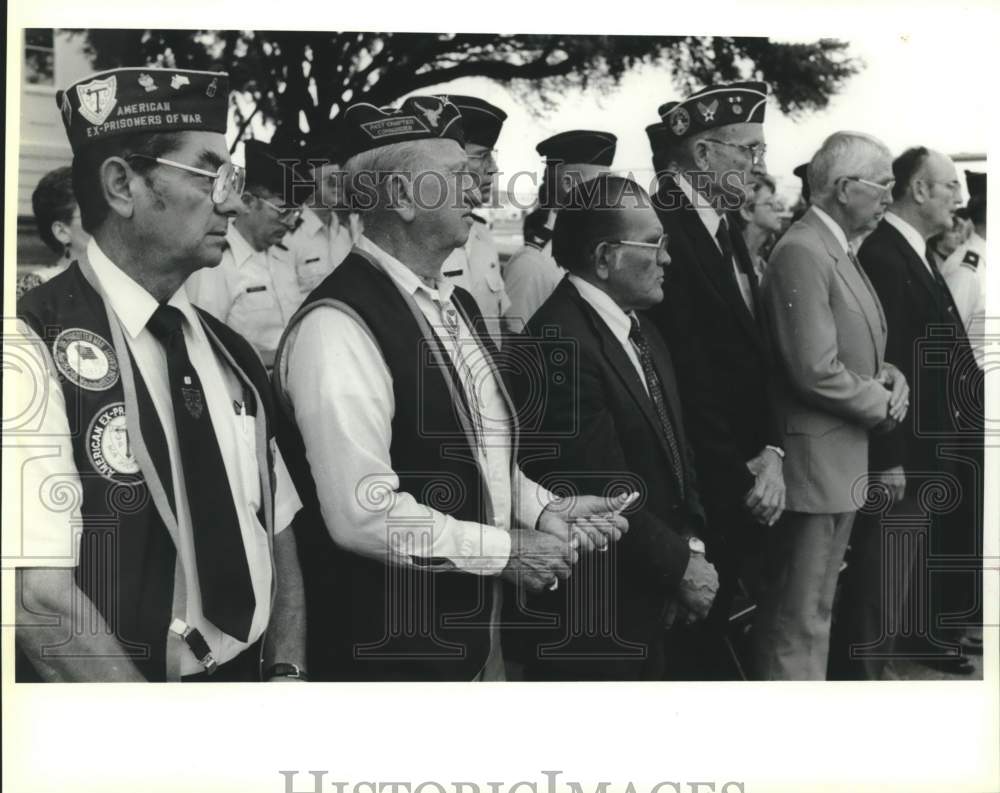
[17,166,89,299]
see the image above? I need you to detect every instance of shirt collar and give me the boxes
[86,237,202,340]
[299,205,324,236]
[885,212,929,265]
[567,274,633,345]
[226,224,260,267]
[810,205,852,255]
[357,235,455,303]
[677,173,722,239]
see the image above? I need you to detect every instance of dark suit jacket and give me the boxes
[645,175,778,553]
[504,277,699,679]
[858,219,983,475]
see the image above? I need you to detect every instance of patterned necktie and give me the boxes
[628,315,685,498]
[146,304,255,642]
[438,299,485,444]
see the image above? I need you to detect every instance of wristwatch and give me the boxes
[686,536,706,555]
[265,662,308,681]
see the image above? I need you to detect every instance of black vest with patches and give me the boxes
[275,250,502,681]
[17,262,275,681]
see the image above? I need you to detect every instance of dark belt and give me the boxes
[181,642,261,683]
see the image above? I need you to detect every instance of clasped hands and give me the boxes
[873,363,910,433]
[500,492,635,593]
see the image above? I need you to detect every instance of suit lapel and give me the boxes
[667,178,764,346]
[805,209,886,364]
[563,281,674,463]
[881,221,964,330]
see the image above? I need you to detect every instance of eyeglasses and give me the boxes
[254,195,303,224]
[603,234,670,256]
[126,154,245,206]
[702,138,768,166]
[843,175,896,197]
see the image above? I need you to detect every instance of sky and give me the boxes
[402,30,992,204]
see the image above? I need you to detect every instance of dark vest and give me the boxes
[274,250,503,681]
[17,261,276,681]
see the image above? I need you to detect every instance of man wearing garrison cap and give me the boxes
[187,139,305,368]
[643,82,785,679]
[272,96,630,682]
[12,68,305,682]
[503,130,617,332]
[436,95,511,345]
[285,133,363,296]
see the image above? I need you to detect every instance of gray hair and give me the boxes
[341,140,441,214]
[808,131,893,202]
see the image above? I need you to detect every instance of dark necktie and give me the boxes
[716,217,756,316]
[146,304,255,641]
[628,315,685,498]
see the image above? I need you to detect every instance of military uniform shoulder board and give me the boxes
[961,250,980,270]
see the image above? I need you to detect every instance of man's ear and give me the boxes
[593,241,613,282]
[386,173,416,222]
[692,139,712,171]
[100,157,138,219]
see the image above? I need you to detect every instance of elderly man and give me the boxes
[436,95,511,346]
[644,82,785,679]
[503,130,617,333]
[186,140,303,368]
[758,131,908,680]
[855,147,982,675]
[11,68,305,682]
[285,136,362,297]
[504,175,719,680]
[273,96,630,682]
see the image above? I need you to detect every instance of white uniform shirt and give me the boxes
[185,225,301,362]
[440,218,510,345]
[285,206,361,297]
[502,240,563,334]
[278,235,554,575]
[940,232,987,368]
[5,239,302,673]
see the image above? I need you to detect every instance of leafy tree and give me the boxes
[73,30,862,150]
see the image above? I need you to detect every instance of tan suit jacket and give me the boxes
[763,208,891,513]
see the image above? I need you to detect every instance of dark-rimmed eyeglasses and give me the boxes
[126,154,245,206]
[703,138,767,166]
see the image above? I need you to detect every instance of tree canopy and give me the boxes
[74,30,862,150]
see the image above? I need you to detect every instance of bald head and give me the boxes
[891,146,961,238]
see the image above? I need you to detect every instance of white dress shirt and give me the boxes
[186,224,301,361]
[6,239,301,673]
[440,219,511,345]
[567,274,649,395]
[884,211,934,276]
[285,206,361,296]
[279,235,555,576]
[676,173,755,314]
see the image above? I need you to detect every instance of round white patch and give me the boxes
[88,403,142,482]
[53,328,119,391]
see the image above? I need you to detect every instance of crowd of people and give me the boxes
[11,65,986,682]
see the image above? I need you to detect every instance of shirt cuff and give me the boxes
[512,468,555,531]
[447,519,512,577]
